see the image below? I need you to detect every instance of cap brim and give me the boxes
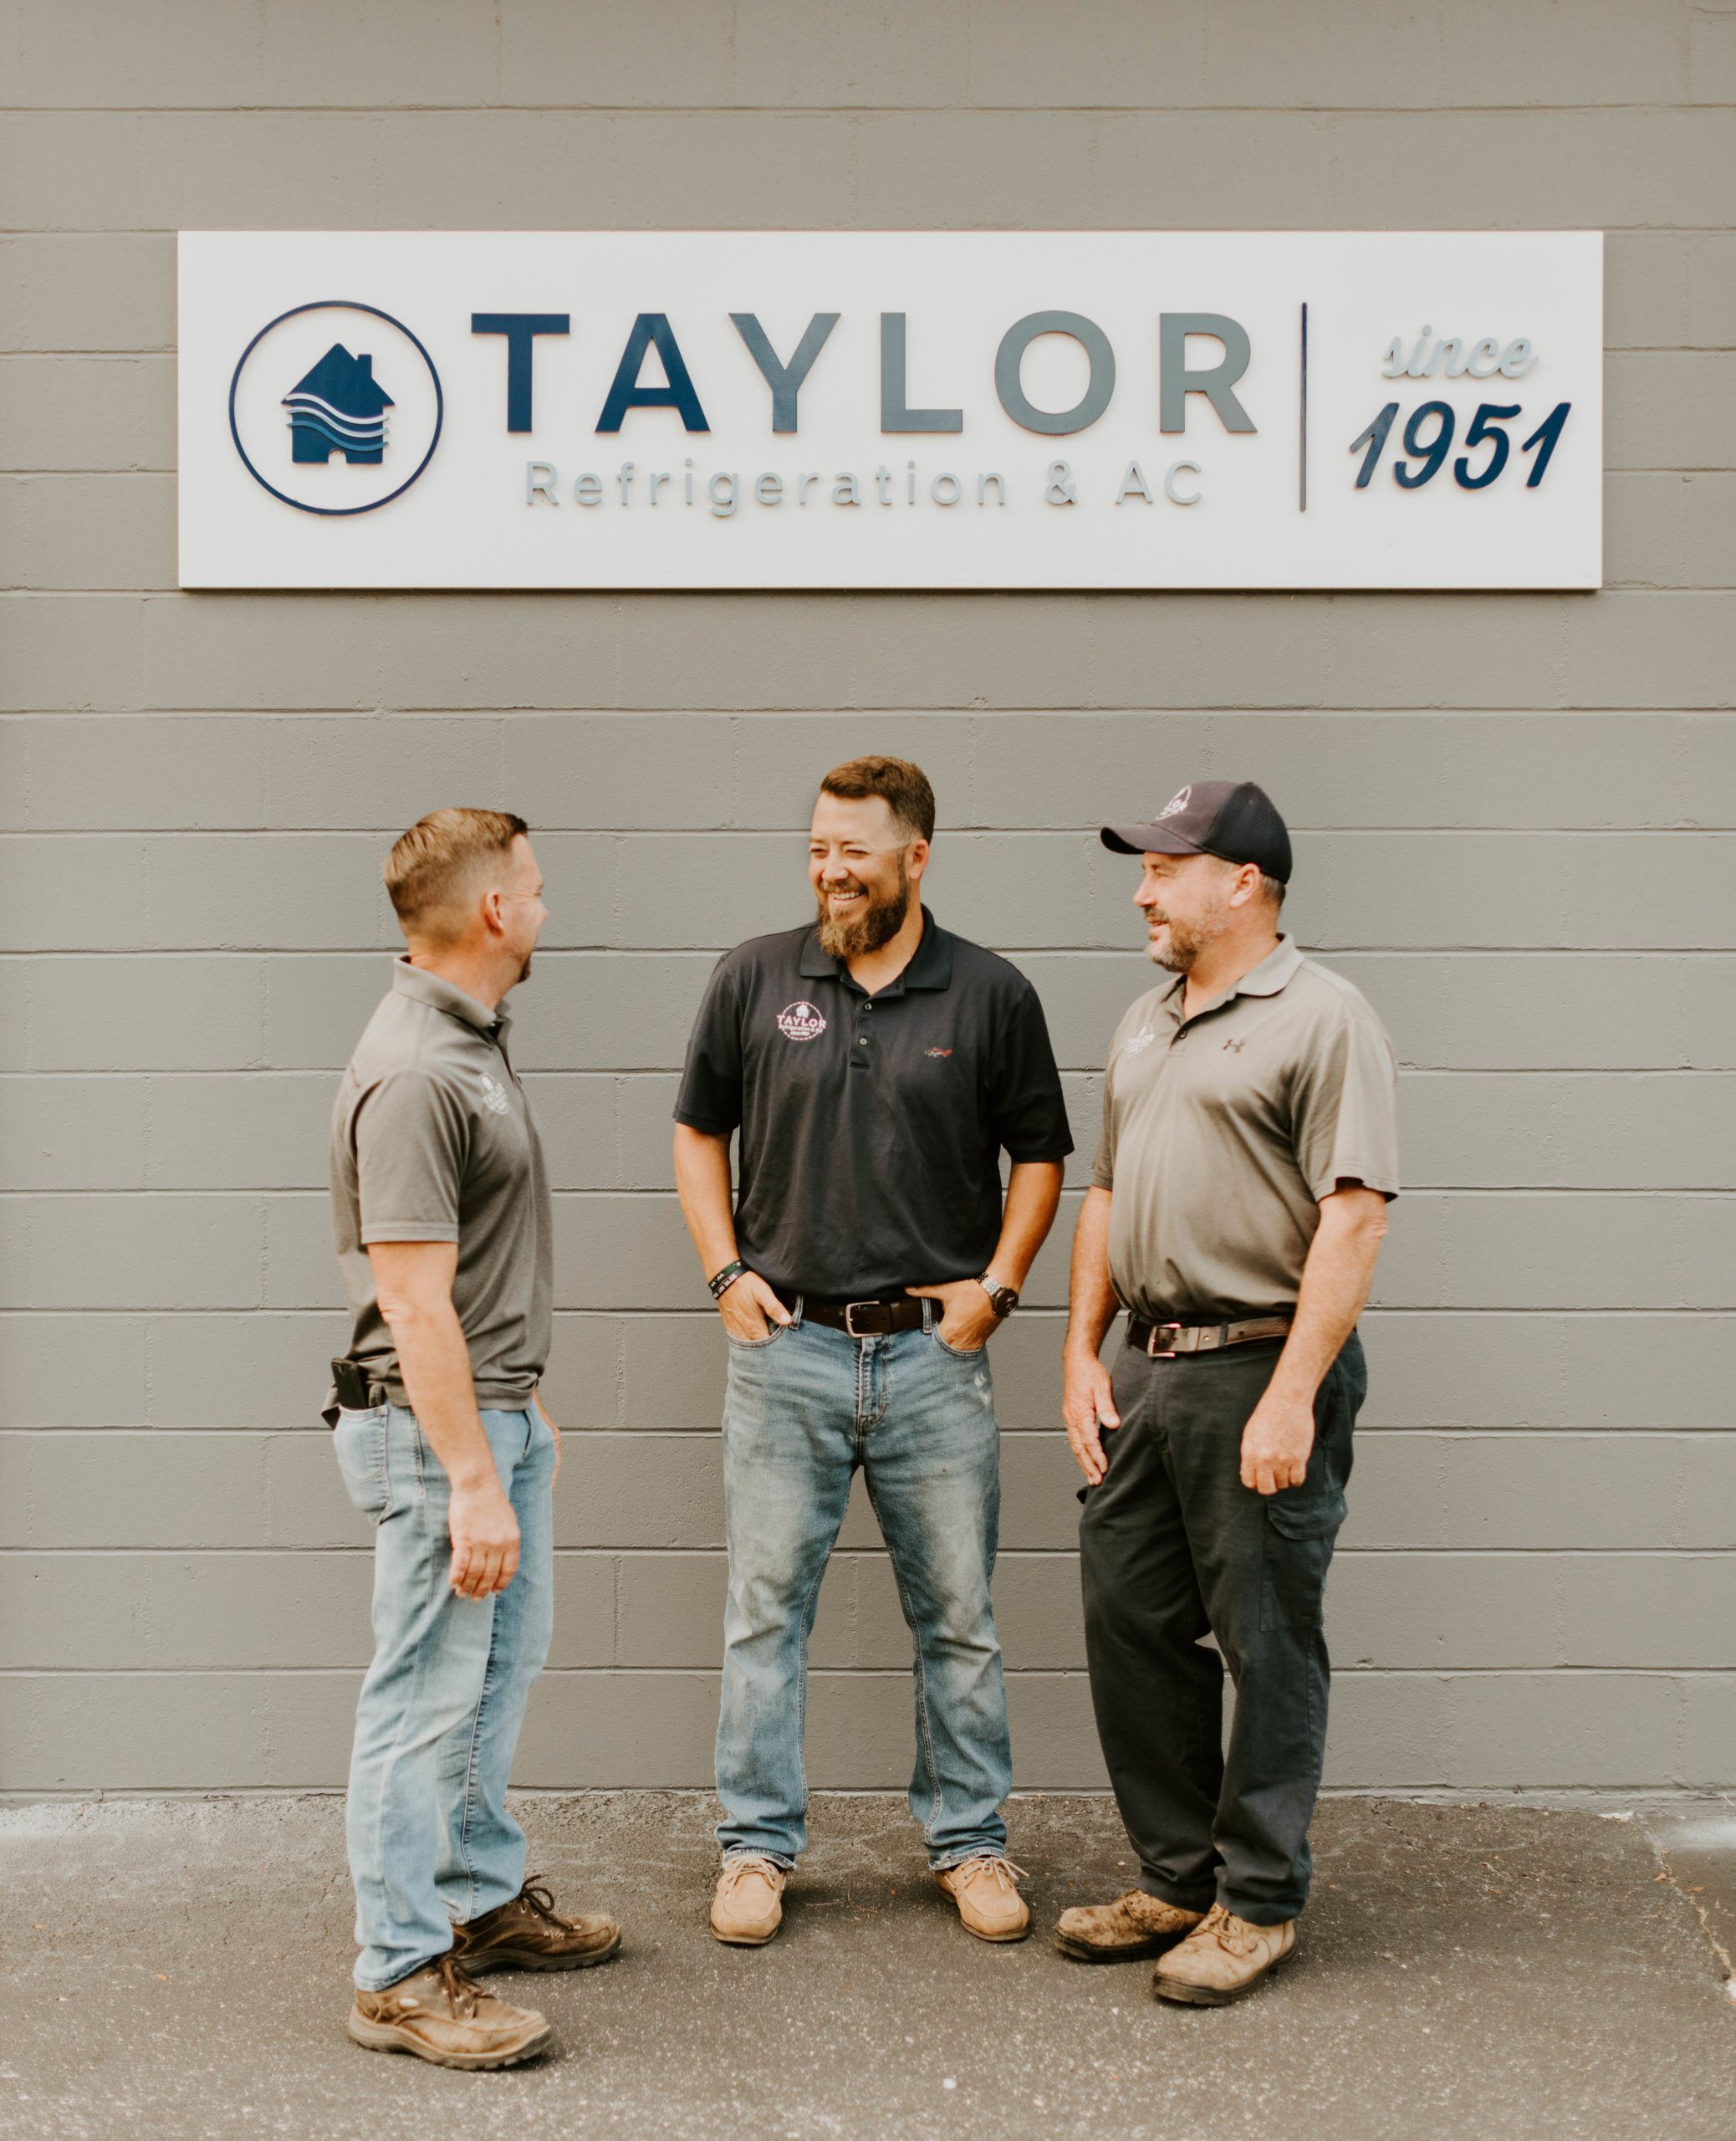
[1100,824,1207,856]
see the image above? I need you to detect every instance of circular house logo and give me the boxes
[228,300,442,516]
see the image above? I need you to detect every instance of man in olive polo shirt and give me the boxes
[673,756,1071,1948]
[1056,780,1397,2006]
[327,809,619,2071]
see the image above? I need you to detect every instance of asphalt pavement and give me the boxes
[3,1791,1732,2141]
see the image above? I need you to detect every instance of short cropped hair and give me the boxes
[818,756,936,844]
[385,808,528,939]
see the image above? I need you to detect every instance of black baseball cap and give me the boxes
[1101,779,1292,884]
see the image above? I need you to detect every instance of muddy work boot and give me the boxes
[451,1876,622,1973]
[1054,1889,1204,1964]
[710,1853,788,1945]
[934,1855,1031,1943]
[1152,1902,1298,2006]
[347,1954,552,2069]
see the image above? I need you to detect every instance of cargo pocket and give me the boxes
[1259,1487,1344,1631]
[333,1405,392,1521]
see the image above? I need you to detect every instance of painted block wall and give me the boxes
[2,0,1733,1795]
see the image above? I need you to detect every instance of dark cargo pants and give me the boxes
[1078,1331,1366,1926]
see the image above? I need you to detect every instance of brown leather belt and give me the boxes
[1126,1313,1292,1357]
[774,1288,927,1338]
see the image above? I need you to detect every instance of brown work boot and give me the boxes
[346,1954,552,2069]
[1152,1901,1298,2006]
[934,1855,1031,1943]
[451,1875,622,1973]
[710,1853,787,1945]
[1054,1888,1204,1964]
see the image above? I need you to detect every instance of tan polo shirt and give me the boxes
[1092,934,1399,1322]
[328,959,553,1413]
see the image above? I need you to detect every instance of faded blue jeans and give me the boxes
[334,1399,556,1990]
[715,1303,1013,1870]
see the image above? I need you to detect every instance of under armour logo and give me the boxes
[1223,1038,1245,1052]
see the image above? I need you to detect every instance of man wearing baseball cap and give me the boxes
[1054,779,1397,2006]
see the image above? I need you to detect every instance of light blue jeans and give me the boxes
[334,1400,556,1990]
[715,1303,1013,1870]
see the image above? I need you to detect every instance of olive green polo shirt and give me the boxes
[1092,935,1399,1323]
[328,958,553,1412]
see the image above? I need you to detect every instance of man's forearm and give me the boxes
[987,1160,1064,1290]
[1065,1184,1121,1360]
[389,1299,499,1490]
[673,1125,739,1275]
[1266,1190,1387,1406]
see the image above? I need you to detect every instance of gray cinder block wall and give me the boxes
[2,1,1733,1797]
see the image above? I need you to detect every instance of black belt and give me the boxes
[774,1288,927,1338]
[1126,1313,1292,1357]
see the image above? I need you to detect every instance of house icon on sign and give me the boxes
[283,344,394,464]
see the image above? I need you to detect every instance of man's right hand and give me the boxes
[1063,1350,1121,1486]
[447,1474,521,1599]
[717,1269,794,1344]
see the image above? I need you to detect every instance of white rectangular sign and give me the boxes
[178,230,1602,590]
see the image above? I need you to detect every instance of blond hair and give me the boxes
[384,808,528,941]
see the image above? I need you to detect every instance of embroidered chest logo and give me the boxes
[1222,1037,1246,1053]
[479,1070,512,1116]
[776,999,827,1043]
[924,1046,953,1058]
[1122,1028,1157,1056]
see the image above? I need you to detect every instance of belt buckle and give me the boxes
[844,1300,887,1338]
[1148,1321,1183,1358]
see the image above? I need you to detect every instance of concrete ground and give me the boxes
[2,1793,1732,2141]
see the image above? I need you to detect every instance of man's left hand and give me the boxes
[1239,1385,1315,1497]
[909,1280,1002,1355]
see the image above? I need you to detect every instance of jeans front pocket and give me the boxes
[932,1326,987,1361]
[333,1405,391,1521]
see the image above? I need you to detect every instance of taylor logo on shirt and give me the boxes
[478,1070,512,1116]
[776,1000,827,1043]
[1156,784,1192,820]
[1121,1027,1157,1055]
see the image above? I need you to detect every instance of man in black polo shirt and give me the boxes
[674,756,1070,1948]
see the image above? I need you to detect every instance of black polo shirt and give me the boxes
[674,908,1072,1298]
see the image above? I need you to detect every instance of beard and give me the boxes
[1146,907,1225,973]
[815,857,911,958]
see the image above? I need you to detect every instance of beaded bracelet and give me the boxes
[708,1259,747,1301]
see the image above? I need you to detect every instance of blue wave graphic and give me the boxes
[288,412,387,452]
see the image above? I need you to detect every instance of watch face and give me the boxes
[991,1287,1019,1316]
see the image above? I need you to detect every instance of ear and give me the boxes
[906,835,932,884]
[478,884,509,939]
[1225,861,1262,910]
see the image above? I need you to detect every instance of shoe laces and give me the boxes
[952,1855,1029,1893]
[517,1873,572,1929]
[717,1852,783,1894]
[1198,1902,1262,1958]
[431,1954,484,2018]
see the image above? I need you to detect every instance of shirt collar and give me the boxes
[1164,933,1302,1025]
[797,907,954,993]
[391,956,509,1038]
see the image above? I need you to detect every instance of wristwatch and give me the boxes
[978,1274,1019,1319]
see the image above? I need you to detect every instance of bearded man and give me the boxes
[1056,780,1397,2007]
[673,756,1070,1948]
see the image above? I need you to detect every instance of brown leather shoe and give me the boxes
[1054,1889,1204,1963]
[451,1875,622,1973]
[347,1955,552,2069]
[1152,1902,1298,2006]
[710,1854,787,1945]
[934,1856,1031,1943]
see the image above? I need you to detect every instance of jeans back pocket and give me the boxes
[333,1405,392,1520]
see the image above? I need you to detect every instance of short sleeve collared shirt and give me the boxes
[1093,934,1399,1322]
[329,958,553,1410]
[675,908,1072,1297]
